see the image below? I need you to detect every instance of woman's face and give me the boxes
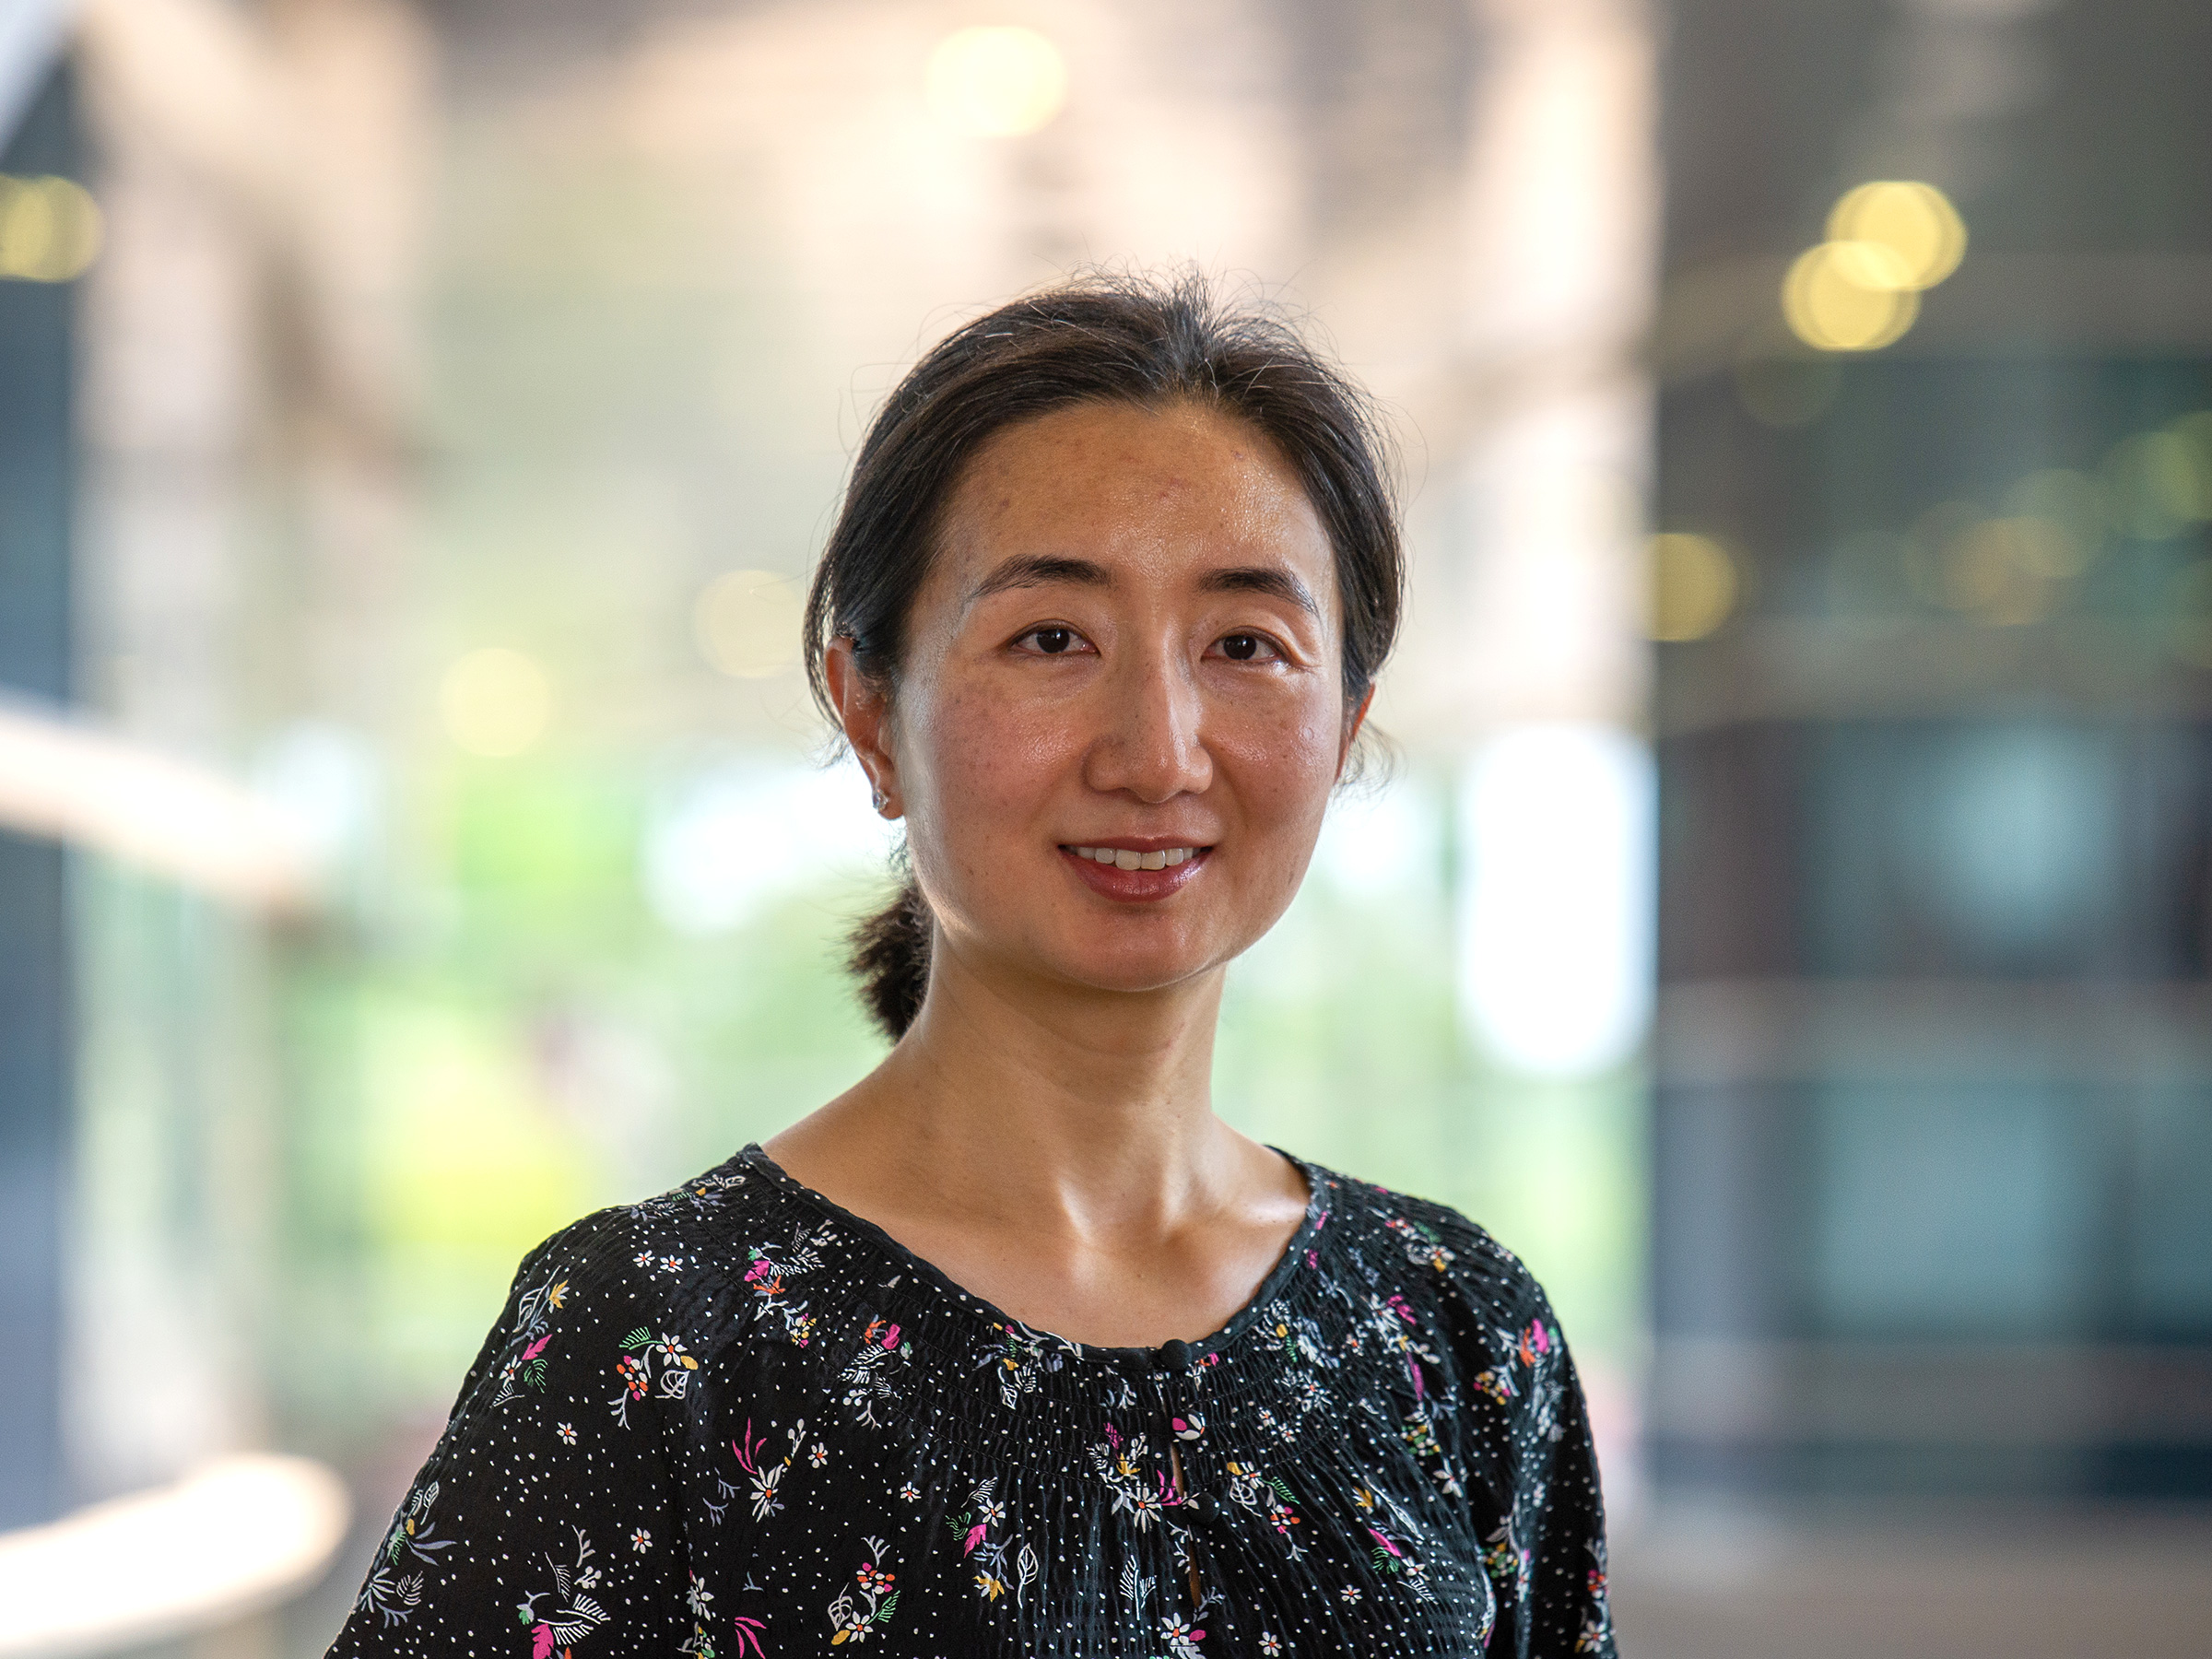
[839,398,1367,1005]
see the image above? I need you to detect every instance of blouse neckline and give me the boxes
[735,1140,1329,1370]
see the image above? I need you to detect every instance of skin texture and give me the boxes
[765,399,1371,1347]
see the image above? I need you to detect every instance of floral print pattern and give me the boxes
[827,1538,899,1643]
[353,1478,453,1626]
[946,1477,1039,1605]
[607,1328,697,1428]
[715,1418,809,1524]
[329,1146,1614,1659]
[516,1529,606,1659]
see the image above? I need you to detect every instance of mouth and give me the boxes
[1056,841,1213,900]
[1065,843,1206,871]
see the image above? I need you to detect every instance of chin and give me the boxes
[1031,922,1242,998]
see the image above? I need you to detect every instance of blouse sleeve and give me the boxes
[1477,1278,1617,1659]
[327,1218,698,1659]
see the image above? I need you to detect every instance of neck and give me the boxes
[824,938,1238,1240]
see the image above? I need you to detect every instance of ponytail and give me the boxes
[848,877,933,1040]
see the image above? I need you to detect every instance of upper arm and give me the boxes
[329,1223,695,1659]
[1445,1236,1616,1659]
[1509,1319,1614,1657]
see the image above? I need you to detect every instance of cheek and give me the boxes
[1213,695,1346,836]
[906,683,1082,846]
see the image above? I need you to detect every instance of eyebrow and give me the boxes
[968,555,1111,605]
[1198,564,1321,619]
[968,555,1321,620]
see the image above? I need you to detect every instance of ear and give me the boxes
[826,638,902,818]
[1335,686,1377,781]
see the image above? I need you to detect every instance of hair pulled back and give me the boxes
[806,269,1404,1041]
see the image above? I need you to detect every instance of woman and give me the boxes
[333,274,1616,1659]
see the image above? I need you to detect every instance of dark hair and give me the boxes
[806,269,1404,1040]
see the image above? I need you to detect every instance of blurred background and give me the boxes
[0,0,2208,1653]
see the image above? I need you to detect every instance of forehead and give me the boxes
[936,400,1334,585]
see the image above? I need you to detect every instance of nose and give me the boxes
[1082,635,1214,804]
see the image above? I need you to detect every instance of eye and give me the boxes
[1210,631,1283,663]
[1014,625,1091,656]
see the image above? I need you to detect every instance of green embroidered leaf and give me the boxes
[624,1327,653,1349]
[874,1592,898,1623]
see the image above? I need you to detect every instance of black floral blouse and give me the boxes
[331,1147,1616,1659]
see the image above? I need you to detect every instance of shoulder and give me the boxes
[1306,1162,1554,1330]
[510,1152,804,1342]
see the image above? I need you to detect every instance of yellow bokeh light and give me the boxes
[1826,181,1967,290]
[925,26,1067,137]
[0,175,103,283]
[1941,517,2067,625]
[1782,241,1920,352]
[694,569,803,678]
[441,648,553,757]
[1648,533,1737,641]
[2103,430,2212,540]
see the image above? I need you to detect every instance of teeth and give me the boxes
[1069,846,1201,868]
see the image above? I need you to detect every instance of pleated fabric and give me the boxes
[329,1145,1616,1659]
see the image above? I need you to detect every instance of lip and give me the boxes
[1058,841,1212,903]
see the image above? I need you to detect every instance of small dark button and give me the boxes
[1159,1339,1191,1372]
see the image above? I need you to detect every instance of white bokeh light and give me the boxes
[1456,724,1654,1077]
[1312,772,1444,900]
[641,755,902,935]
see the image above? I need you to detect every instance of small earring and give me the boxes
[871,786,888,813]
